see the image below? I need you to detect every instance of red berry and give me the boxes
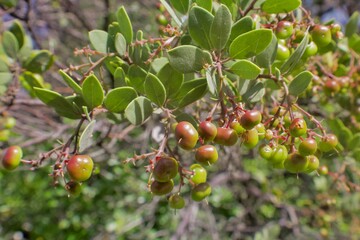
[240,110,262,130]
[66,155,94,182]
[175,121,199,150]
[214,128,238,146]
[1,145,22,170]
[195,145,218,165]
[198,121,217,142]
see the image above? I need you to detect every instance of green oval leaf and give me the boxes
[125,96,153,125]
[261,0,301,14]
[280,32,309,75]
[79,120,96,153]
[116,6,133,44]
[9,20,25,49]
[288,71,313,96]
[229,16,254,43]
[229,29,273,59]
[144,73,166,107]
[114,67,127,88]
[2,31,19,58]
[128,65,147,93]
[188,6,214,50]
[168,45,212,73]
[243,81,265,103]
[195,0,212,12]
[20,71,44,89]
[230,60,261,79]
[104,87,137,113]
[345,11,360,38]
[24,50,54,73]
[82,75,104,110]
[115,33,127,57]
[107,22,121,53]
[89,30,108,53]
[157,63,184,99]
[349,133,360,150]
[206,67,218,96]
[178,81,208,108]
[59,70,82,95]
[169,0,189,14]
[34,88,81,119]
[210,4,232,51]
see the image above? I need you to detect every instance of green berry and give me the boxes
[190,164,207,184]
[169,194,185,209]
[191,182,211,202]
[151,180,174,196]
[66,155,94,182]
[289,118,307,137]
[299,138,317,156]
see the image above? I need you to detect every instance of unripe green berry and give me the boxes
[191,182,211,202]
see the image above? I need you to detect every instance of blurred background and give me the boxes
[0,0,359,239]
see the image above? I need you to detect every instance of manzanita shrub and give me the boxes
[1,0,360,209]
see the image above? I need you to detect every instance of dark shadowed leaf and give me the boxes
[168,45,212,73]
[79,120,96,153]
[288,71,313,96]
[210,4,232,51]
[125,96,153,125]
[188,6,214,50]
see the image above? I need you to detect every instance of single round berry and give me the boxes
[66,155,94,182]
[284,152,309,173]
[255,123,265,140]
[156,14,168,26]
[259,144,273,160]
[242,129,259,149]
[293,29,305,43]
[303,41,318,58]
[304,155,320,173]
[311,25,332,47]
[191,182,212,202]
[175,121,199,150]
[198,121,217,142]
[240,110,262,130]
[299,138,318,156]
[190,164,207,184]
[153,157,178,182]
[151,180,174,196]
[65,181,82,196]
[289,118,307,137]
[324,79,340,96]
[195,145,218,165]
[168,194,185,209]
[265,129,274,140]
[230,121,246,136]
[276,44,291,60]
[3,117,16,129]
[318,165,329,175]
[0,129,10,142]
[268,145,288,165]
[214,128,238,146]
[1,145,22,170]
[275,21,294,39]
[318,134,338,152]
